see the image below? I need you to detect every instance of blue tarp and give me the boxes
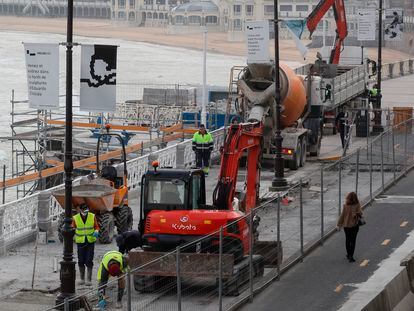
[182,112,237,129]
[284,20,306,39]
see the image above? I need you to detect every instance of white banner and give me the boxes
[357,8,376,41]
[80,44,117,112]
[285,26,308,60]
[384,9,404,41]
[24,43,59,109]
[245,21,270,64]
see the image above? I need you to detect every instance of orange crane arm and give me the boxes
[212,122,263,213]
[306,0,348,64]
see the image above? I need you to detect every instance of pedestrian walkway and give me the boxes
[382,74,414,110]
[240,170,414,311]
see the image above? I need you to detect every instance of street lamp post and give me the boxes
[201,28,207,128]
[270,0,288,190]
[55,0,78,308]
[372,0,383,133]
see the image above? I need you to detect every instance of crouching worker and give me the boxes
[116,230,142,254]
[97,250,129,310]
[72,203,99,286]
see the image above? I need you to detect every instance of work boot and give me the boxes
[85,267,93,286]
[78,266,85,285]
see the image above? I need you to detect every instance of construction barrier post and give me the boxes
[2,165,5,204]
[392,126,396,181]
[356,149,360,194]
[0,209,5,255]
[370,140,373,201]
[127,271,132,311]
[219,226,223,311]
[249,212,254,302]
[277,195,281,280]
[64,298,69,311]
[338,159,342,216]
[176,247,182,311]
[381,134,384,191]
[320,165,324,245]
[404,120,408,174]
[300,180,304,259]
[366,107,370,160]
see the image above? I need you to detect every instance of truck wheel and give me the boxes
[57,213,64,243]
[115,205,133,234]
[289,142,301,170]
[310,130,322,157]
[97,213,115,244]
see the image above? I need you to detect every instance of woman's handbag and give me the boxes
[357,216,366,226]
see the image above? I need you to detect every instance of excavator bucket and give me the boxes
[128,250,234,277]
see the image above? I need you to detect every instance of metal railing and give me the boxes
[0,128,225,253]
[379,58,414,81]
[41,117,414,311]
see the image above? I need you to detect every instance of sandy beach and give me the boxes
[0,16,412,63]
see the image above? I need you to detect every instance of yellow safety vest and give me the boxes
[73,212,96,244]
[97,251,125,281]
[192,131,213,151]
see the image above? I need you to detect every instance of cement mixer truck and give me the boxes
[230,59,370,169]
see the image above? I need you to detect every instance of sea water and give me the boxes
[0,29,302,180]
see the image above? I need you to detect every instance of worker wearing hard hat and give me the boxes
[72,203,99,286]
[97,250,129,309]
[192,124,213,175]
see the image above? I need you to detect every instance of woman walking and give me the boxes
[337,192,363,262]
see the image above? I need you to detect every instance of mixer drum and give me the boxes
[278,63,307,128]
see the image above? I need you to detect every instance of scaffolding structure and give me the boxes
[2,82,208,202]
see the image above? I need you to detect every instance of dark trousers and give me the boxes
[77,242,95,268]
[344,226,359,258]
[339,126,348,149]
[195,150,211,168]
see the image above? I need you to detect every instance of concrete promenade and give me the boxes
[240,169,414,311]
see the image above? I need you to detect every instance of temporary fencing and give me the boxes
[41,117,414,311]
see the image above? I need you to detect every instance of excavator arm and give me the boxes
[306,0,348,64]
[213,122,263,213]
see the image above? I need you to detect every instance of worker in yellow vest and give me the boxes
[97,250,129,309]
[72,203,99,286]
[192,124,213,175]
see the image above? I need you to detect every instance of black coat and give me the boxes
[116,230,142,254]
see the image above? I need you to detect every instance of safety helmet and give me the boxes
[108,261,121,277]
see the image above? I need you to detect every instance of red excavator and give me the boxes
[129,121,280,295]
[306,0,348,64]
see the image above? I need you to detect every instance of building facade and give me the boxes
[110,0,413,42]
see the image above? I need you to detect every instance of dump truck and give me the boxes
[53,127,133,244]
[231,59,370,170]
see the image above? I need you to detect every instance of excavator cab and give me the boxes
[138,165,207,234]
